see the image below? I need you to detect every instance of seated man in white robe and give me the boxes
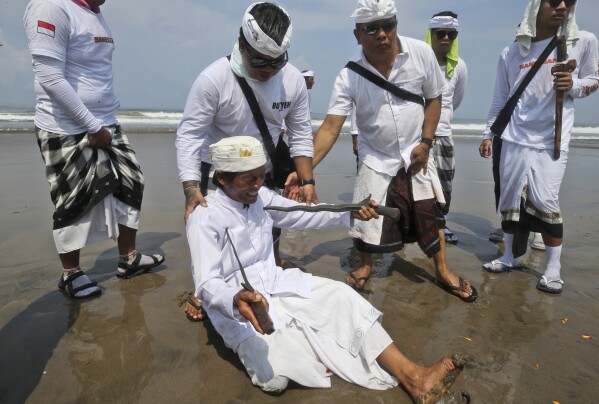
[185,136,468,402]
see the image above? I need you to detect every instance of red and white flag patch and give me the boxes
[37,21,56,37]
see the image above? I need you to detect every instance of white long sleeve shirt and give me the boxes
[435,58,468,137]
[327,35,445,177]
[483,31,599,151]
[186,187,351,350]
[24,0,119,135]
[176,58,313,182]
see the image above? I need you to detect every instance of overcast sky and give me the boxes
[1,0,598,124]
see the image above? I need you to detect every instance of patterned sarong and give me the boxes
[433,136,455,215]
[36,125,144,229]
[354,168,445,258]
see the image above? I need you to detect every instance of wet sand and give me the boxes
[0,133,597,403]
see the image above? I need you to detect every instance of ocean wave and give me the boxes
[2,110,599,137]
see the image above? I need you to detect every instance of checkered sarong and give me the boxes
[433,136,455,215]
[36,125,144,229]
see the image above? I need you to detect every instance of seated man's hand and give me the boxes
[183,183,207,223]
[352,199,379,221]
[283,171,300,200]
[233,290,270,334]
[407,143,430,175]
[87,127,112,149]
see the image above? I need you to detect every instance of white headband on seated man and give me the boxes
[241,2,292,58]
[209,136,267,173]
[351,0,397,23]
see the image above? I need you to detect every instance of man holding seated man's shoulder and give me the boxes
[184,136,469,402]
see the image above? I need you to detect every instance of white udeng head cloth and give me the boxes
[516,0,579,56]
[301,70,315,77]
[242,2,292,58]
[429,16,459,30]
[351,0,397,23]
[209,136,267,172]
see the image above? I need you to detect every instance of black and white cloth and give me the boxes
[36,125,144,230]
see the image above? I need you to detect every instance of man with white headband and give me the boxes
[425,11,468,245]
[185,135,468,399]
[307,0,478,302]
[176,3,317,320]
[479,0,599,294]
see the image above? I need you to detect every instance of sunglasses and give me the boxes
[244,45,288,69]
[433,30,458,40]
[547,0,576,7]
[359,18,397,36]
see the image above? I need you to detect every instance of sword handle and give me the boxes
[373,206,401,221]
[250,301,275,335]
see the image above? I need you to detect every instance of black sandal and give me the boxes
[434,276,478,303]
[116,253,165,279]
[186,295,207,322]
[58,271,102,298]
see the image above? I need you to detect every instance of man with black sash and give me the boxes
[24,0,165,299]
[176,3,317,320]
[479,0,598,294]
[308,0,477,302]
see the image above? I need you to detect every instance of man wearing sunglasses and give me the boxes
[177,2,317,320]
[479,0,598,294]
[309,0,478,302]
[426,11,468,245]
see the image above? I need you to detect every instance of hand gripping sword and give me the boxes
[551,36,577,160]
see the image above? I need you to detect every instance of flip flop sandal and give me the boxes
[117,253,165,279]
[186,295,207,322]
[482,259,523,274]
[346,272,370,292]
[58,271,102,299]
[434,276,478,303]
[536,276,563,294]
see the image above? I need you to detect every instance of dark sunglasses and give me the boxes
[548,0,576,7]
[434,30,458,40]
[244,45,288,69]
[359,18,397,36]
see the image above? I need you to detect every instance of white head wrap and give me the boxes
[301,70,315,77]
[351,0,397,24]
[429,16,459,30]
[515,0,579,56]
[241,2,292,58]
[209,136,267,172]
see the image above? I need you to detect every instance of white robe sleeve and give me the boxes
[186,209,240,320]
[483,50,511,139]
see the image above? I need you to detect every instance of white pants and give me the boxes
[236,277,397,392]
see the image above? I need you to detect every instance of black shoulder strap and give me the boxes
[345,61,425,106]
[227,56,278,162]
[490,36,558,135]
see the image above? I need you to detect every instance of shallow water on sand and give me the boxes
[0,134,597,402]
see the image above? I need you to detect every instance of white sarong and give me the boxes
[499,141,568,224]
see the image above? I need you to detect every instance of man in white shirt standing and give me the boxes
[479,0,599,294]
[309,0,477,302]
[426,11,468,245]
[23,0,165,299]
[176,2,318,320]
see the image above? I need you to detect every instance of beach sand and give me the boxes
[1,133,597,403]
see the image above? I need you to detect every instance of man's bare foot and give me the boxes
[184,294,206,322]
[346,265,372,291]
[405,355,467,403]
